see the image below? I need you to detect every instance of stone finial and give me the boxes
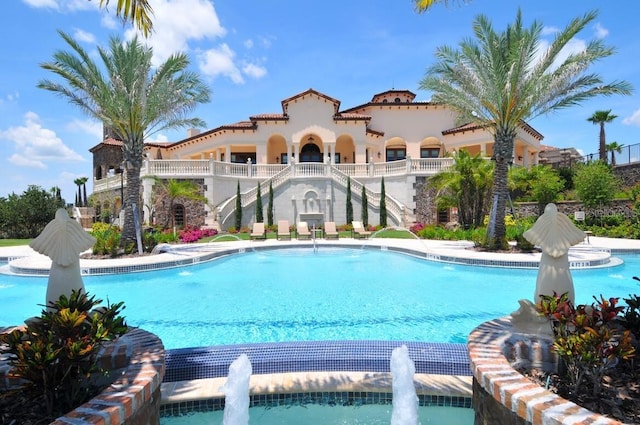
[29,208,96,308]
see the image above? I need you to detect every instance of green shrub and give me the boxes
[0,290,127,418]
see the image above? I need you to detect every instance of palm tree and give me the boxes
[414,0,466,12]
[588,110,618,163]
[605,141,624,166]
[73,178,84,207]
[420,10,632,249]
[430,150,494,228]
[39,31,210,248]
[98,0,154,37]
[155,179,206,228]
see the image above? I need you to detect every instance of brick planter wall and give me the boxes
[1,327,165,425]
[468,317,625,425]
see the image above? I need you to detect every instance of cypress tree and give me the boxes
[380,177,387,227]
[234,180,242,230]
[346,177,353,224]
[361,184,368,227]
[255,182,263,223]
[267,181,274,227]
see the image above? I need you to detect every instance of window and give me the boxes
[420,147,440,158]
[394,97,401,103]
[230,153,256,164]
[437,209,449,224]
[386,148,406,162]
[300,143,322,162]
[173,204,185,227]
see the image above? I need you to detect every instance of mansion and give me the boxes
[90,88,543,230]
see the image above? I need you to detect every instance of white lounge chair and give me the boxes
[277,220,291,240]
[352,221,371,239]
[296,221,311,239]
[250,222,266,240]
[323,221,339,239]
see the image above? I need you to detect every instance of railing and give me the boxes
[330,167,404,226]
[93,174,127,193]
[146,159,210,175]
[577,142,640,166]
[217,166,293,228]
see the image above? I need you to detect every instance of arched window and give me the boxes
[300,142,322,163]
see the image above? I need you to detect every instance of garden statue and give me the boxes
[511,203,585,334]
[29,208,96,309]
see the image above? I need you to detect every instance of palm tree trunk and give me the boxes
[599,123,606,162]
[486,129,513,250]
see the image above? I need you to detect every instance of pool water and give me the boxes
[161,403,473,425]
[1,248,638,349]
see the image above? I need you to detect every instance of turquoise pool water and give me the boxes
[1,247,638,349]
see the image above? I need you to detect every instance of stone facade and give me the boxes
[513,199,635,221]
[614,162,640,189]
[151,179,207,229]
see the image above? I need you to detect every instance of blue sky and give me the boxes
[1,0,639,201]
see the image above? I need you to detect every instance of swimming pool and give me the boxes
[1,247,638,349]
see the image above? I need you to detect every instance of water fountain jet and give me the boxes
[221,353,252,425]
[390,345,419,425]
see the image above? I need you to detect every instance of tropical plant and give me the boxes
[587,110,619,163]
[255,182,264,223]
[98,0,154,37]
[509,165,564,214]
[380,177,387,228]
[267,181,274,227]
[537,292,635,396]
[346,177,353,224]
[429,150,494,228]
[235,181,242,230]
[605,141,624,166]
[420,10,632,249]
[0,290,127,418]
[153,178,205,228]
[574,162,619,208]
[38,31,210,250]
[361,184,369,227]
[413,0,467,12]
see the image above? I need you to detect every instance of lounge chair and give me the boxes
[296,221,311,239]
[250,222,266,240]
[277,220,291,240]
[323,221,339,239]
[352,221,371,239]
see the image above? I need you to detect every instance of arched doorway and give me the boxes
[300,142,322,162]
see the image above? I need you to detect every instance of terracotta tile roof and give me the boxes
[371,89,416,102]
[442,121,543,140]
[249,114,288,121]
[366,128,385,137]
[334,113,371,121]
[89,137,123,152]
[281,88,341,115]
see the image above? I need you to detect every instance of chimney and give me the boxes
[187,128,200,138]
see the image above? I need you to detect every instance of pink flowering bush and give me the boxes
[409,222,425,234]
[178,226,218,243]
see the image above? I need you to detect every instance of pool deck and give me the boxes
[2,235,640,410]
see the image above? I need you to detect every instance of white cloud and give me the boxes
[541,26,559,36]
[0,112,85,168]
[128,0,226,66]
[198,44,244,84]
[622,109,640,126]
[101,13,119,30]
[22,0,59,9]
[73,28,96,44]
[594,23,609,39]
[244,39,254,49]
[146,134,170,144]
[242,62,267,79]
[66,118,102,139]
